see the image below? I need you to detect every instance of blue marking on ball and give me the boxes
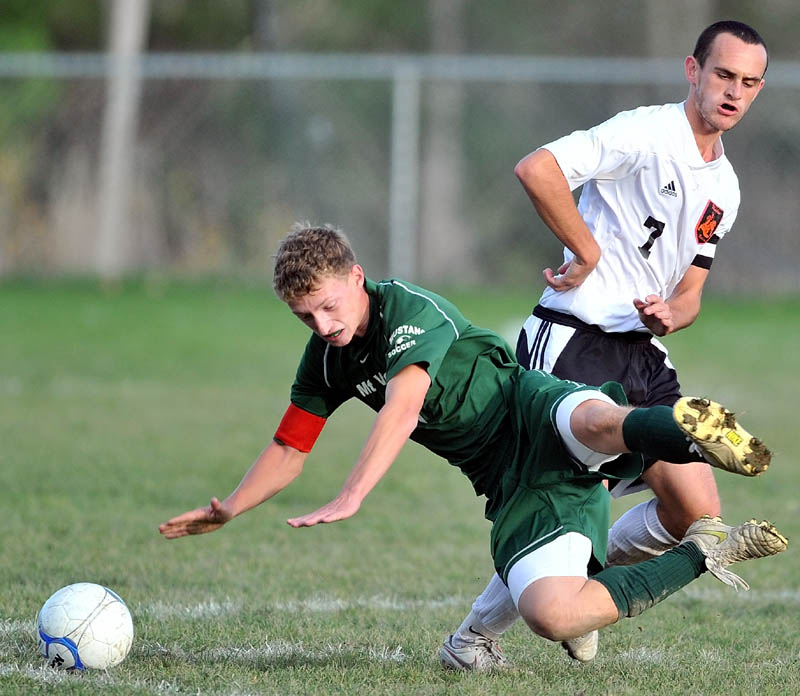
[38,628,85,671]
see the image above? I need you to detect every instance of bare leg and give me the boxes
[516,577,618,641]
[568,399,632,454]
[643,460,720,537]
[517,541,711,641]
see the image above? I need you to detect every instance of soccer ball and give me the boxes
[36,582,134,670]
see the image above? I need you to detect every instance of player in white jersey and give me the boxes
[531,100,739,334]
[441,20,769,671]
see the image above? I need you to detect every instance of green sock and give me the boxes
[592,543,706,618]
[622,406,697,463]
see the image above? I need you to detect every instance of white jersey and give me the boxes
[539,101,740,333]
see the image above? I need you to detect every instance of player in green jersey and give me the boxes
[159,223,786,665]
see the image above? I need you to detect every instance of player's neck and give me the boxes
[693,132,722,163]
[683,100,723,162]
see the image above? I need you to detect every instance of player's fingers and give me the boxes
[160,513,191,527]
[543,268,569,291]
[158,524,185,539]
[286,514,314,527]
[288,507,341,527]
[167,509,207,526]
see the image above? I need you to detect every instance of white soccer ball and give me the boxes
[36,582,134,670]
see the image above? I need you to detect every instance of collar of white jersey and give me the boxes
[680,100,725,165]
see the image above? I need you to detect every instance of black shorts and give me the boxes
[515,306,683,497]
[515,305,682,407]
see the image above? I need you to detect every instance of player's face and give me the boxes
[287,265,370,347]
[685,33,766,134]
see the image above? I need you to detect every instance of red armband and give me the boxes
[274,404,326,453]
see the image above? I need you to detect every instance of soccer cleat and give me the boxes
[439,633,511,672]
[561,629,598,662]
[673,397,771,476]
[681,515,788,591]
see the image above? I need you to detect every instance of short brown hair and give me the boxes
[273,223,357,302]
[693,20,768,75]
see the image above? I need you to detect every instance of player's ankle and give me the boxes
[453,611,499,646]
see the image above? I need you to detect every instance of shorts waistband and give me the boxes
[532,305,653,343]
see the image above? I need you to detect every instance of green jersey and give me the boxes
[290,277,521,498]
[288,276,639,573]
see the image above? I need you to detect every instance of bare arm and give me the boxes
[633,265,709,336]
[287,364,431,527]
[159,439,307,539]
[515,148,601,290]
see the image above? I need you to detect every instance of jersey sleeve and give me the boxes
[691,176,740,269]
[379,280,467,384]
[289,335,349,418]
[542,110,650,191]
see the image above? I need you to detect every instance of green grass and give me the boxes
[1,279,799,695]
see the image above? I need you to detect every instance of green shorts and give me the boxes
[491,477,609,583]
[488,370,637,582]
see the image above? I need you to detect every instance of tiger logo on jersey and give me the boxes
[695,201,723,244]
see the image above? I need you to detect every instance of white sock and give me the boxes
[453,574,519,646]
[605,497,679,566]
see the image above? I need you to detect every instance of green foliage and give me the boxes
[1,280,798,694]
[0,0,103,51]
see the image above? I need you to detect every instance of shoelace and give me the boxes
[471,636,508,665]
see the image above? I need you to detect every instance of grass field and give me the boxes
[2,279,799,695]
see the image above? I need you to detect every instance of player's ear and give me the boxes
[684,55,699,85]
[350,264,365,287]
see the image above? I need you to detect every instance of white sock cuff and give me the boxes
[644,497,679,545]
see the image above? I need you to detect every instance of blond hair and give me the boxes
[273,222,357,302]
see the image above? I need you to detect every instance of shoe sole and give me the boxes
[673,397,771,476]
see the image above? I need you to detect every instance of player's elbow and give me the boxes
[270,441,308,479]
[515,149,555,196]
[514,153,537,185]
[396,408,423,437]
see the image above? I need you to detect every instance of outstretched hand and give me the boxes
[159,496,233,539]
[287,493,361,528]
[633,294,674,336]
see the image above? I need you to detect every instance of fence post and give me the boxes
[388,61,421,281]
[96,0,150,279]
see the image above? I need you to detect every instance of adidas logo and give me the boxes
[660,180,678,197]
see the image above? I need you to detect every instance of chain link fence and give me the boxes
[1,52,799,294]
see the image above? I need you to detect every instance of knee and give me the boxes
[519,602,572,642]
[572,401,625,443]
